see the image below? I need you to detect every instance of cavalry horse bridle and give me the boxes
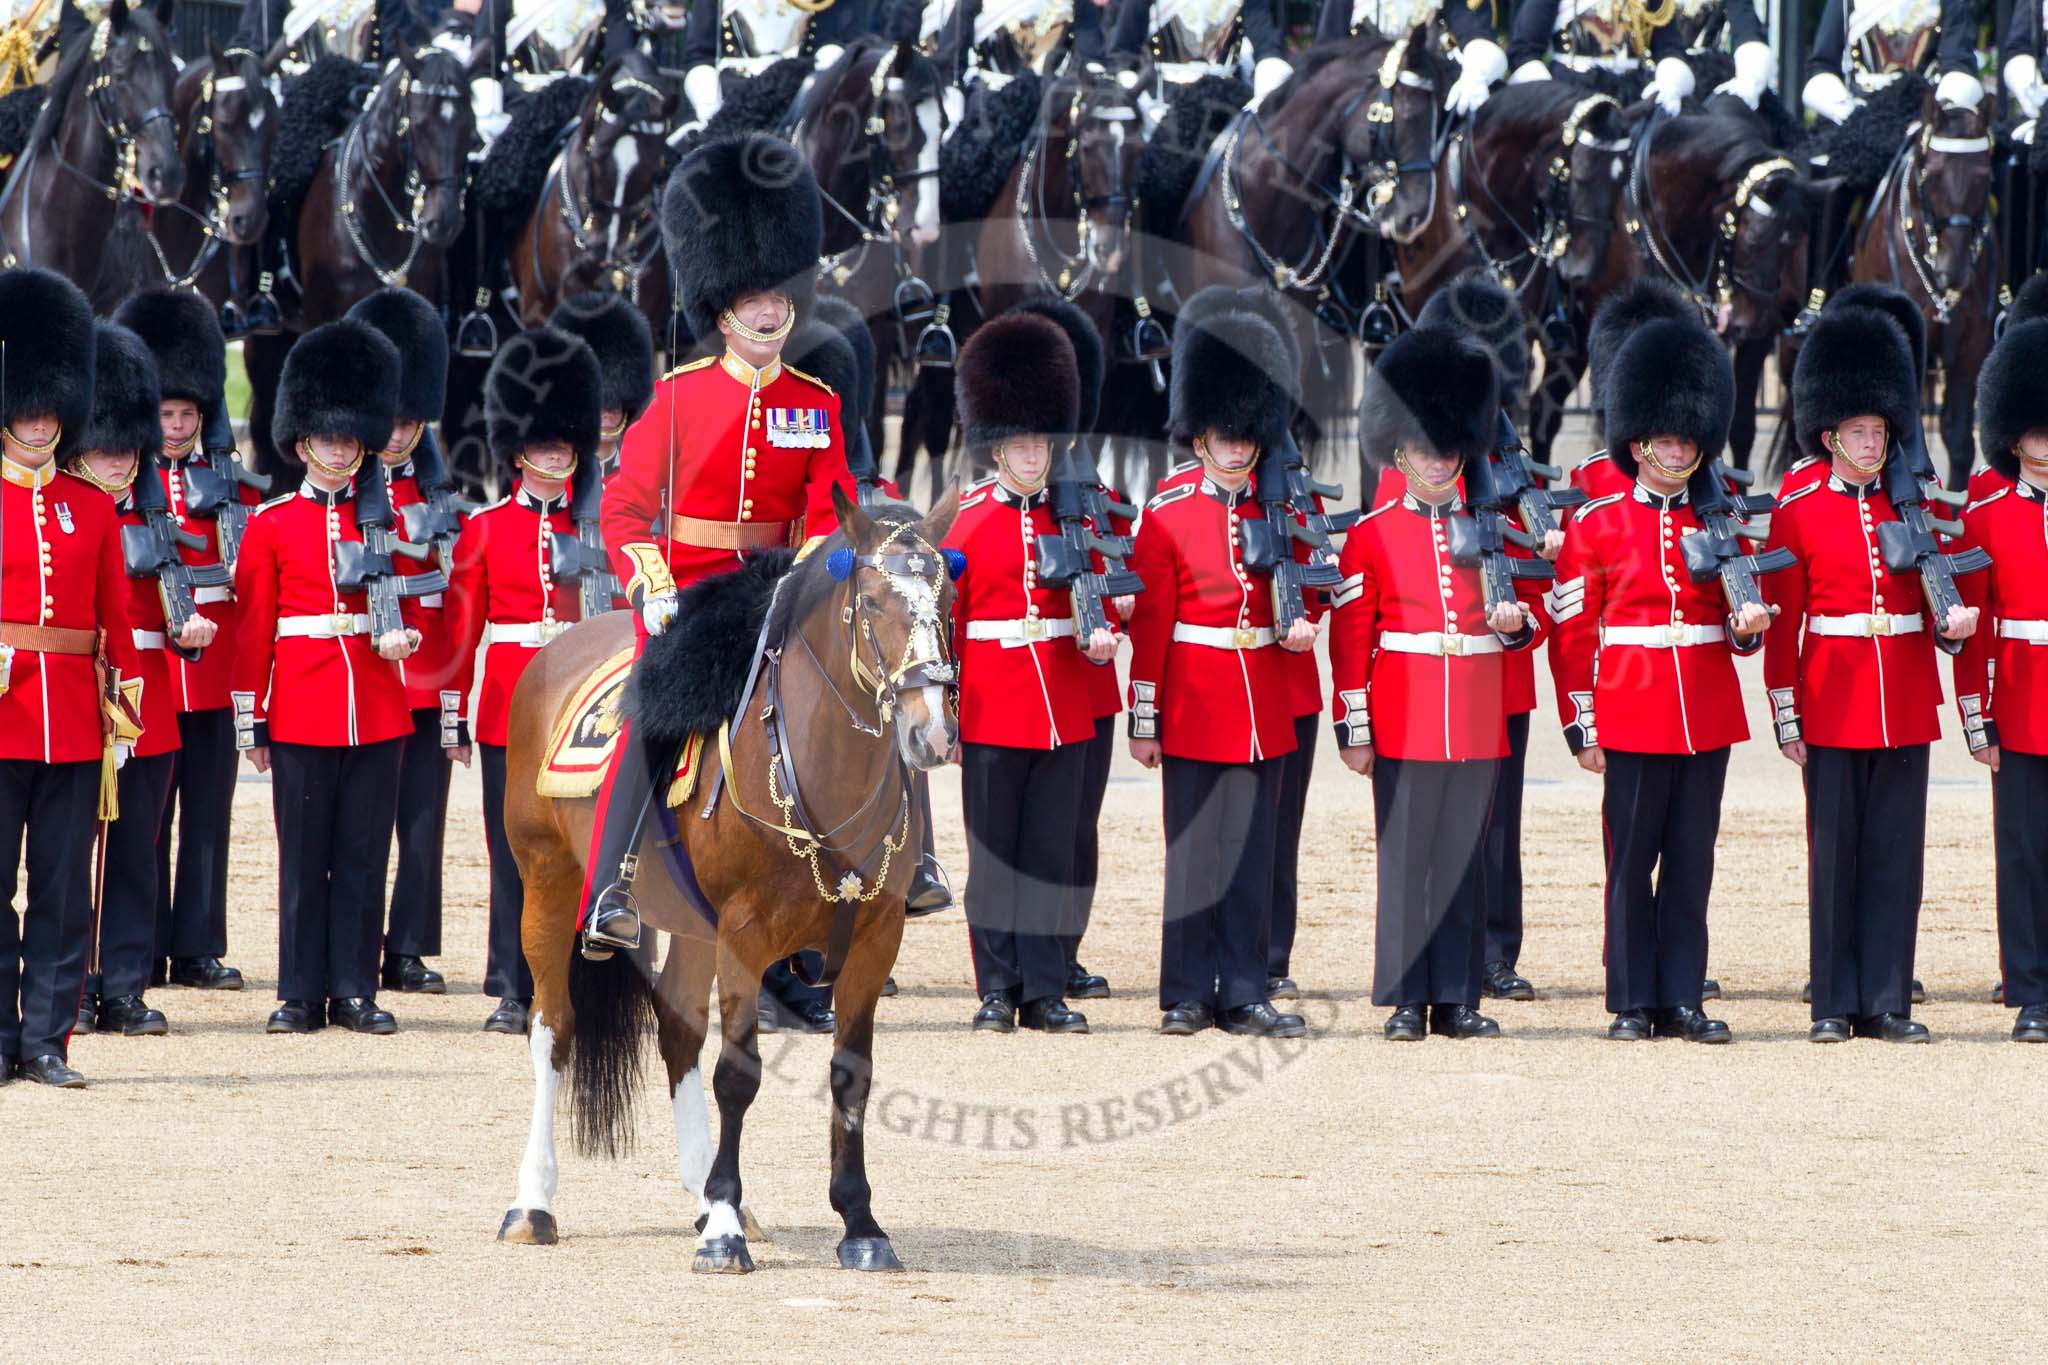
[541,70,669,302]
[814,40,942,330]
[1882,119,1993,324]
[337,51,469,289]
[144,49,269,289]
[1448,93,1623,298]
[1625,112,1796,325]
[1015,75,1136,300]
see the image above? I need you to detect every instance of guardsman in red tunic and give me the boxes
[579,133,852,954]
[444,328,605,1036]
[232,320,417,1037]
[1779,284,1935,508]
[549,290,657,487]
[942,312,1113,1036]
[0,270,144,1088]
[113,289,248,994]
[1126,307,1314,1040]
[1764,296,1978,1044]
[1548,310,1764,1043]
[1954,317,2048,1042]
[1335,328,1532,1042]
[69,322,220,1039]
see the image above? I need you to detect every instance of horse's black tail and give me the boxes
[567,942,657,1159]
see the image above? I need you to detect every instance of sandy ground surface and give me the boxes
[7,422,2048,1360]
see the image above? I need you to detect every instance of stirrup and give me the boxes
[1360,299,1400,348]
[219,297,250,341]
[904,854,955,918]
[580,854,644,961]
[246,286,283,336]
[914,304,956,369]
[456,289,500,358]
[1128,312,1171,362]
[893,275,936,327]
[1786,287,1826,339]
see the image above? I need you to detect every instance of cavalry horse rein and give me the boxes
[336,52,468,289]
[145,52,269,290]
[1624,112,1795,324]
[1881,121,1993,323]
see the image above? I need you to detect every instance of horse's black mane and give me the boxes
[1816,73,1930,197]
[267,56,371,219]
[475,74,592,217]
[26,4,174,150]
[937,68,1041,222]
[1259,32,1391,116]
[1137,72,1250,224]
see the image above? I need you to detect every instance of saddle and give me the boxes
[535,645,708,804]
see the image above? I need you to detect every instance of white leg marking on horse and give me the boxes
[702,1201,744,1242]
[514,1021,563,1212]
[672,1065,713,1213]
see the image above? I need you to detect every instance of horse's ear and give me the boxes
[921,481,962,544]
[155,0,175,30]
[831,482,875,547]
[108,0,129,33]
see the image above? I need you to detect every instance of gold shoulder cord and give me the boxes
[1626,0,1677,59]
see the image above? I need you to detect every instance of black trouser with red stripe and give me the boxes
[1268,712,1318,980]
[1066,714,1117,970]
[98,753,176,1000]
[479,744,533,1002]
[0,759,99,1061]
[1371,755,1496,1008]
[155,707,235,964]
[1600,747,1728,1014]
[1161,755,1281,1013]
[1804,742,1928,1022]
[1483,712,1530,970]
[271,739,403,1002]
[386,708,451,961]
[962,739,1084,1006]
[1993,750,2048,1011]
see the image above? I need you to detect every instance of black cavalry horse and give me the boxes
[149,40,278,334]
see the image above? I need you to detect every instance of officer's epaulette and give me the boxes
[661,355,717,380]
[781,364,833,395]
[1966,487,2009,514]
[1774,483,1819,510]
[1146,483,1197,512]
[1575,491,1624,521]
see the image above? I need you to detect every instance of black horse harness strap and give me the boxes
[1883,122,1994,322]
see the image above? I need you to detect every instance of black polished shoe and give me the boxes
[1019,997,1089,1034]
[0,1052,13,1083]
[972,993,1017,1033]
[329,996,398,1035]
[483,998,531,1035]
[1066,962,1110,1000]
[1266,975,1300,1001]
[1910,978,1927,1004]
[1220,1000,1307,1038]
[1483,962,1535,1001]
[1809,1016,1852,1044]
[1994,980,2006,1004]
[148,958,168,989]
[1701,977,1722,1001]
[76,985,99,1035]
[98,995,169,1037]
[2013,1003,2048,1043]
[1800,980,1812,1004]
[1430,1004,1500,1039]
[1608,1009,1653,1041]
[581,899,641,960]
[1654,1005,1732,1044]
[381,955,446,995]
[905,856,954,917]
[1384,1005,1426,1041]
[1855,1012,1930,1044]
[1159,1001,1214,1036]
[19,1054,85,1088]
[758,996,835,1035]
[267,1000,324,1034]
[169,956,243,990]
[879,975,898,997]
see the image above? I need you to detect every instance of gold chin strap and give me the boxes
[72,459,137,494]
[520,451,579,482]
[1394,448,1463,499]
[721,301,795,346]
[1638,439,1704,481]
[1826,428,1888,473]
[301,437,365,480]
[5,420,62,457]
[1195,434,1258,481]
[601,416,628,442]
[381,423,424,465]
[994,446,1049,495]
[163,428,199,459]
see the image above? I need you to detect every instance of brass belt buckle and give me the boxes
[1437,632,1465,656]
[1233,627,1258,650]
[1868,609,1893,637]
[1663,623,1687,647]
[538,618,563,645]
[1023,618,1046,639]
[330,611,357,638]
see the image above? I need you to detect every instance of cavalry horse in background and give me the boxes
[149,39,278,335]
[0,0,184,312]
[799,32,945,467]
[508,51,678,328]
[498,488,961,1275]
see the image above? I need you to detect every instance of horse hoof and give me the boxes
[837,1237,903,1272]
[497,1208,558,1245]
[740,1204,770,1243]
[693,1235,754,1274]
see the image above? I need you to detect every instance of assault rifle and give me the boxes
[335,457,448,642]
[1678,459,1794,617]
[120,472,232,662]
[1034,436,1143,644]
[396,427,481,573]
[1239,428,1356,632]
[1446,413,1561,617]
[181,403,272,573]
[1877,423,1990,657]
[548,462,622,620]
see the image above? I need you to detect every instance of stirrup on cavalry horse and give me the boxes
[219,297,250,341]
[456,288,500,359]
[579,765,661,961]
[904,854,954,917]
[913,302,956,369]
[892,275,936,327]
[1127,310,1171,363]
[246,276,283,336]
[1786,287,1826,338]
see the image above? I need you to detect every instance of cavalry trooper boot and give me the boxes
[580,736,669,961]
[905,855,954,917]
[219,297,250,341]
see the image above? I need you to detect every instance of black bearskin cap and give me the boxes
[1602,315,1736,475]
[1792,302,1919,459]
[661,133,822,341]
[1007,296,1106,431]
[486,327,606,472]
[0,268,95,457]
[1827,283,1926,385]
[272,320,401,459]
[1978,319,2048,481]
[1359,325,1499,466]
[1416,271,1530,396]
[1171,307,1297,451]
[1177,284,1303,398]
[807,295,875,426]
[550,291,656,423]
[1587,277,1696,424]
[78,321,163,458]
[956,311,1080,450]
[114,287,227,416]
[2010,271,2048,326]
[344,287,449,423]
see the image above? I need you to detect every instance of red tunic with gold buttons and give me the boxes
[1547,484,1756,754]
[942,480,1106,749]
[1777,454,1827,501]
[1761,475,1946,750]
[1124,477,1300,764]
[112,495,181,760]
[230,485,413,748]
[602,352,852,608]
[1330,494,1531,761]
[157,454,250,713]
[1968,464,2015,504]
[1953,479,2048,753]
[384,462,451,709]
[443,482,583,748]
[0,461,142,763]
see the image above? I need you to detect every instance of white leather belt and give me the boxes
[193,586,234,605]
[966,617,1076,646]
[1173,623,1276,650]
[277,613,370,639]
[132,629,166,650]
[416,593,445,609]
[1998,619,2048,643]
[1378,630,1503,657]
[1809,611,1923,638]
[1559,51,1642,74]
[1602,623,1727,648]
[489,620,570,648]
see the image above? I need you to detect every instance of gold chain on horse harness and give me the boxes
[1894,123,1990,323]
[338,55,466,289]
[1015,88,1098,299]
[819,44,908,286]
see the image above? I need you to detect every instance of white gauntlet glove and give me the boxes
[1801,70,1856,124]
[684,64,723,124]
[1509,59,1553,85]
[1251,56,1294,106]
[1935,69,1986,111]
[2009,55,2048,119]
[641,590,680,637]
[1713,41,1775,109]
[1447,38,1507,116]
[1644,56,1696,115]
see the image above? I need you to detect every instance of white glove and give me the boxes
[641,590,680,637]
[684,64,723,124]
[1447,38,1506,116]
[115,743,131,771]
[1935,69,1986,111]
[941,84,964,129]
[1509,59,1552,85]
[2010,56,2047,118]
[813,43,844,70]
[1801,70,1855,124]
[1251,56,1293,106]
[1713,40,1775,109]
[1644,56,1695,114]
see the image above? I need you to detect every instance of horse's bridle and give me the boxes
[816,43,940,298]
[338,54,469,289]
[548,80,669,300]
[1016,78,1136,300]
[1887,121,1992,322]
[1626,114,1796,324]
[145,51,269,289]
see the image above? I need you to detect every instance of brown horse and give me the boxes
[1849,97,1995,488]
[149,41,277,330]
[498,488,961,1273]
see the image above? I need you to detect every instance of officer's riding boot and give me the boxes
[904,772,953,916]
[1790,180,1850,337]
[579,738,664,960]
[1994,150,2035,329]
[455,203,501,358]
